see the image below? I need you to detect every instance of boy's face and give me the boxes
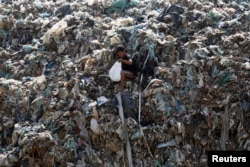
[117,50,125,58]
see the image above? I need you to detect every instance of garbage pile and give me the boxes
[0,0,250,166]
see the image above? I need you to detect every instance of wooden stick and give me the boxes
[220,103,229,150]
[116,92,134,167]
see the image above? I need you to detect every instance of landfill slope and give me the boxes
[0,0,250,167]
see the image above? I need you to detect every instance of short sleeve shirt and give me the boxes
[122,55,137,75]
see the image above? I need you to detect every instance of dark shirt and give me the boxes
[121,55,137,75]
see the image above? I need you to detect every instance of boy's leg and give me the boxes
[118,71,134,91]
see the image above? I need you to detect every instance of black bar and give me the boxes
[207,151,250,167]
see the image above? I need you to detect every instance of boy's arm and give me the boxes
[118,58,132,65]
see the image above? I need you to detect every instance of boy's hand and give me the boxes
[118,58,123,62]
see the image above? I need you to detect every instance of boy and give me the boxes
[115,45,137,91]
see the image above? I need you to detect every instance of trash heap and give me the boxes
[0,0,250,166]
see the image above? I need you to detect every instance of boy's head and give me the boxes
[115,45,126,57]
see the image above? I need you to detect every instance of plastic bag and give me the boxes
[109,61,121,82]
[97,96,109,106]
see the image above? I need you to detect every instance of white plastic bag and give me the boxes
[109,61,121,82]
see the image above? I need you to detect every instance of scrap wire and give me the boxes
[138,50,154,159]
[138,51,150,124]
